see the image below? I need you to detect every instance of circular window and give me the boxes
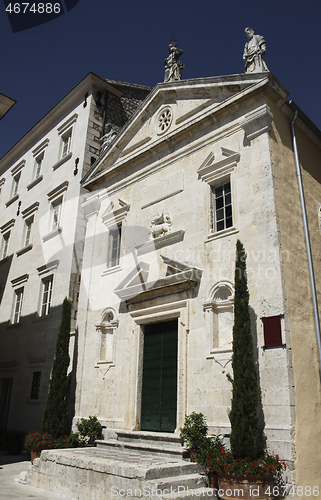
[156,106,173,135]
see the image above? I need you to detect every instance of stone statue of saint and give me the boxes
[164,39,185,83]
[243,27,268,73]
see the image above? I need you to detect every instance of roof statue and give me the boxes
[164,39,185,83]
[243,27,268,73]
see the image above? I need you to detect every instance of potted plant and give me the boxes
[179,412,208,462]
[216,240,285,498]
[76,415,102,445]
[24,431,55,463]
[196,434,224,488]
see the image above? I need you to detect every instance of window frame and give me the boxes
[13,287,24,324]
[23,217,33,247]
[30,371,42,400]
[34,153,44,180]
[40,276,53,317]
[1,232,10,260]
[212,179,233,233]
[11,173,20,198]
[51,197,63,232]
[107,225,122,269]
[61,131,72,158]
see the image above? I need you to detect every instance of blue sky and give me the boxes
[0,0,320,159]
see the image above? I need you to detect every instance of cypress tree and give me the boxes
[41,297,71,436]
[229,240,259,459]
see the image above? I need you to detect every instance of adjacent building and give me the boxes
[0,73,151,432]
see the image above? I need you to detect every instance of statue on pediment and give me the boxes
[243,27,268,73]
[164,39,185,82]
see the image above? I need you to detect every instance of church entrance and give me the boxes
[141,319,178,432]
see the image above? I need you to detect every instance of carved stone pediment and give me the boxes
[198,148,240,184]
[114,255,202,304]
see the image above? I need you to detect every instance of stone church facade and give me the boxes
[76,72,321,487]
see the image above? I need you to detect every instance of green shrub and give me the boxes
[76,416,102,445]
[179,412,208,449]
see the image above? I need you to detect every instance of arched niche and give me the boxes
[95,308,119,367]
[204,281,234,351]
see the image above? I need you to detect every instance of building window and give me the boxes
[13,288,23,324]
[51,198,62,232]
[30,372,41,400]
[11,173,20,198]
[1,232,10,259]
[61,132,72,158]
[24,218,33,247]
[107,226,122,268]
[41,276,53,316]
[34,154,43,179]
[212,181,233,232]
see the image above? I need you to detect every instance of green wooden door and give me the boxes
[141,320,178,432]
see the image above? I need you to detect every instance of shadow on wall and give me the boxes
[0,303,78,435]
[250,306,266,447]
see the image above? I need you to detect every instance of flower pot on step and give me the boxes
[217,472,274,500]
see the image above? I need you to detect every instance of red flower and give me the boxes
[225,452,229,456]
[244,457,248,460]
[275,454,279,460]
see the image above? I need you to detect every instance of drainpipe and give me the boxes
[291,107,321,382]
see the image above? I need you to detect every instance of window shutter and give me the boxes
[262,315,282,347]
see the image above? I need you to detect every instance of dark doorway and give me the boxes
[141,319,178,432]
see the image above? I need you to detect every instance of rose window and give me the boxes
[156,107,173,134]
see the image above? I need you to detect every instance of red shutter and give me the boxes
[262,316,282,347]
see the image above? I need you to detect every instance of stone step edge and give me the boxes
[146,472,208,489]
[159,486,217,500]
[116,430,182,445]
[96,439,189,457]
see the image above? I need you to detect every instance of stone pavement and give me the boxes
[0,452,75,500]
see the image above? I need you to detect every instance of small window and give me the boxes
[212,181,233,232]
[34,154,43,179]
[52,198,62,232]
[13,288,24,324]
[24,218,33,247]
[262,315,283,347]
[41,276,53,316]
[1,232,10,259]
[11,173,20,198]
[107,226,122,268]
[30,371,41,400]
[61,132,72,158]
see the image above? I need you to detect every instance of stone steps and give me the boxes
[97,430,190,459]
[27,431,217,500]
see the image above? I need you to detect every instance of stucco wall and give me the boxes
[269,98,321,487]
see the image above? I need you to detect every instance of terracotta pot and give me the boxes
[30,446,46,463]
[217,472,274,500]
[208,472,219,488]
[189,448,198,462]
